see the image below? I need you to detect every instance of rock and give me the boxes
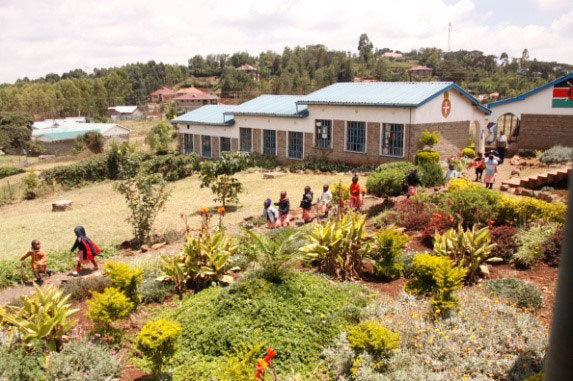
[52,200,73,212]
[521,188,535,197]
[510,169,521,177]
[514,187,523,195]
[533,190,540,198]
[499,184,509,192]
[243,216,254,221]
[539,192,555,203]
[479,264,490,277]
[140,245,150,253]
[297,170,304,174]
[510,157,521,166]
[263,172,286,179]
[486,257,504,264]
[151,242,167,250]
[304,169,314,175]
[38,154,56,161]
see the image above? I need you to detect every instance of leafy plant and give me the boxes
[489,225,519,262]
[103,261,143,305]
[461,147,476,158]
[446,187,501,227]
[199,151,250,208]
[147,121,177,154]
[348,320,400,359]
[114,173,171,246]
[368,227,410,280]
[393,198,433,231]
[541,227,564,267]
[498,195,566,226]
[300,212,369,280]
[417,161,445,187]
[48,339,122,380]
[433,225,496,283]
[539,145,573,163]
[414,150,440,165]
[483,278,543,310]
[0,166,24,179]
[136,319,182,378]
[418,130,441,149]
[60,276,112,301]
[331,181,350,206]
[0,344,46,381]
[420,212,457,248]
[22,170,44,200]
[513,224,559,268]
[161,255,187,299]
[87,287,134,329]
[518,149,537,158]
[0,284,78,351]
[76,131,105,153]
[366,161,415,198]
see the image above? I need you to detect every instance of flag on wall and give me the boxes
[552,78,573,108]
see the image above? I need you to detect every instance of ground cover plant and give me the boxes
[161,271,370,379]
[483,278,543,310]
[513,223,560,268]
[0,165,24,179]
[539,145,573,163]
[541,226,564,267]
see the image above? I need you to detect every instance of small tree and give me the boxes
[199,151,250,209]
[136,319,181,378]
[114,174,171,246]
[23,169,43,200]
[147,121,177,154]
[76,131,105,153]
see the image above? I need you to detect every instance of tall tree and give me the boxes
[357,33,374,64]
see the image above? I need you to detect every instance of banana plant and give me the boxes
[0,284,78,351]
[433,225,496,284]
[161,255,186,299]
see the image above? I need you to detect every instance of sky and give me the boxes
[0,0,571,84]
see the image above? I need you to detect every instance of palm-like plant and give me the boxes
[245,229,301,282]
[0,284,78,351]
[161,255,186,299]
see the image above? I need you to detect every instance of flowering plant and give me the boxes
[255,348,278,380]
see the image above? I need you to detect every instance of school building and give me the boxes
[171,82,491,165]
[486,73,573,151]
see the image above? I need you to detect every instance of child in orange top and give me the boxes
[20,240,51,284]
[349,175,362,210]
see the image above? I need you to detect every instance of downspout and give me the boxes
[408,108,412,162]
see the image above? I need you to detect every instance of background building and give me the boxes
[107,106,144,121]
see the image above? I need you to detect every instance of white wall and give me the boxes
[233,115,312,132]
[488,86,573,121]
[104,125,130,137]
[414,89,487,125]
[307,104,413,124]
[177,123,238,138]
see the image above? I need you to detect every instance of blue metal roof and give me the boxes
[225,95,308,118]
[297,81,491,114]
[36,130,99,142]
[486,72,573,108]
[171,105,237,126]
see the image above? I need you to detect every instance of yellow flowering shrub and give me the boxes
[498,195,566,225]
[447,178,479,191]
[136,319,182,377]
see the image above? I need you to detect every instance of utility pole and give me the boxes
[448,22,452,52]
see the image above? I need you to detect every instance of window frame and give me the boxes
[201,135,212,158]
[345,121,367,153]
[315,119,332,149]
[220,136,231,153]
[380,123,405,158]
[239,128,253,152]
[262,129,277,156]
[287,131,304,160]
[182,133,194,154]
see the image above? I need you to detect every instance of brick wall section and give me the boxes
[277,131,287,161]
[211,136,220,159]
[519,114,573,150]
[408,121,469,161]
[252,128,262,154]
[304,133,316,159]
[193,134,201,155]
[231,138,238,151]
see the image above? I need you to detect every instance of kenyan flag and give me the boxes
[552,77,573,108]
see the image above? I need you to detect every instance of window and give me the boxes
[201,135,211,158]
[346,121,366,153]
[240,128,252,152]
[288,131,303,159]
[220,137,231,152]
[183,133,193,154]
[381,123,404,157]
[315,119,332,149]
[263,129,277,156]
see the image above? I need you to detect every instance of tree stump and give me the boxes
[52,200,73,212]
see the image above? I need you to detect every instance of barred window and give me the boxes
[201,135,211,158]
[263,129,277,156]
[183,133,193,154]
[288,131,303,159]
[381,123,404,157]
[239,128,252,152]
[346,121,366,153]
[220,137,231,152]
[315,119,332,149]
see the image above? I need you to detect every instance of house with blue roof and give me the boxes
[172,82,490,164]
[486,73,573,151]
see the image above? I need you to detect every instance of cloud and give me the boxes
[0,0,571,83]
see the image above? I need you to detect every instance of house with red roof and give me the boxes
[174,90,219,114]
[148,87,177,103]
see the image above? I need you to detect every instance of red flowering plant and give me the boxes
[420,212,457,248]
[217,206,225,229]
[255,348,278,380]
[199,207,211,234]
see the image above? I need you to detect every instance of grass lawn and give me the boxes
[0,172,364,260]
[0,154,38,168]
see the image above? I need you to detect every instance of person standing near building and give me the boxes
[318,184,333,217]
[497,131,507,164]
[262,198,279,229]
[349,175,363,210]
[275,191,290,227]
[484,154,498,190]
[300,186,314,223]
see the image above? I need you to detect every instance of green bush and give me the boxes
[414,150,440,165]
[513,224,559,268]
[347,320,400,359]
[368,227,409,280]
[289,156,377,173]
[48,339,122,380]
[0,344,46,381]
[539,145,573,163]
[483,278,543,310]
[103,261,143,305]
[162,271,369,376]
[61,276,112,302]
[144,153,199,181]
[136,319,182,377]
[519,149,537,158]
[0,166,24,179]
[446,187,501,227]
[498,195,566,226]
[461,147,476,158]
[417,161,445,187]
[87,287,134,328]
[141,279,172,304]
[41,154,109,187]
[419,130,441,149]
[76,131,105,153]
[366,161,414,197]
[22,170,44,200]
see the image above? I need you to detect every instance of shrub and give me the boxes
[541,227,564,267]
[22,170,44,200]
[416,161,445,187]
[0,344,46,381]
[115,173,171,246]
[103,261,143,305]
[498,195,566,226]
[366,161,414,197]
[433,225,496,284]
[483,278,543,310]
[300,212,369,280]
[87,287,134,329]
[289,156,376,173]
[489,225,520,262]
[61,276,112,301]
[48,339,122,380]
[0,166,24,179]
[331,181,350,206]
[248,153,281,169]
[519,149,537,158]
[76,131,105,153]
[136,319,182,377]
[0,284,78,351]
[147,121,177,154]
[347,321,400,371]
[368,227,410,280]
[420,212,457,248]
[41,154,109,188]
[447,177,476,191]
[144,153,199,181]
[446,187,501,227]
[514,224,559,268]
[539,145,573,163]
[414,150,440,165]
[418,130,441,149]
[199,151,250,208]
[141,278,172,304]
[461,147,476,158]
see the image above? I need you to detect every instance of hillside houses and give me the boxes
[107,106,144,121]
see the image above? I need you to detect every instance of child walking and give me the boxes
[275,191,291,227]
[262,198,279,229]
[300,186,314,223]
[349,175,363,210]
[484,154,498,190]
[318,184,333,217]
[471,152,486,182]
[21,240,52,284]
[71,226,101,275]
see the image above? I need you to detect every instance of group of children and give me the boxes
[20,225,101,285]
[262,175,364,229]
[469,151,500,189]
